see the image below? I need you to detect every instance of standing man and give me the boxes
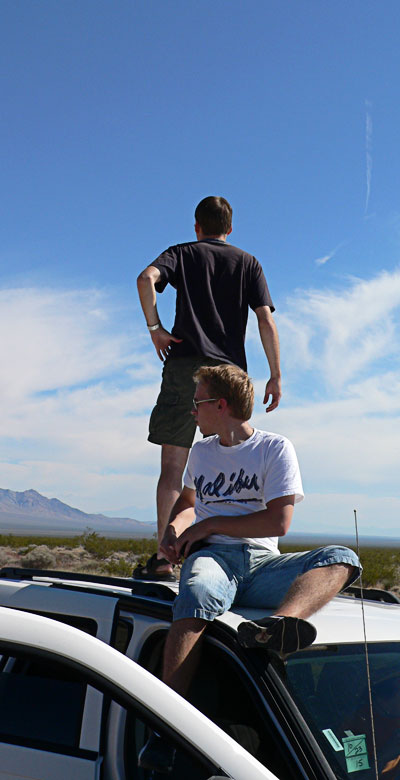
[135,196,281,580]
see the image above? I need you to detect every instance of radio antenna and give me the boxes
[354,508,378,779]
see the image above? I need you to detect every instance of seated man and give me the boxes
[139,363,361,772]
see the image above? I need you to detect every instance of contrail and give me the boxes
[365,100,372,215]
[314,241,346,266]
[315,251,335,266]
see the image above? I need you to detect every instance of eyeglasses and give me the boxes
[192,398,218,411]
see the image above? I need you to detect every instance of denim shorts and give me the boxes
[172,543,361,622]
[148,356,226,448]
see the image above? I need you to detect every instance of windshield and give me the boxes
[283,643,400,779]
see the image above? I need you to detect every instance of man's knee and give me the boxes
[306,545,362,591]
[304,545,361,581]
[174,558,236,622]
[169,616,206,634]
[160,444,189,481]
[327,562,358,588]
[166,617,207,647]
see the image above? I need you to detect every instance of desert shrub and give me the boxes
[0,548,15,567]
[76,529,110,559]
[21,545,57,569]
[358,548,400,589]
[102,558,133,577]
[0,534,80,549]
[0,532,158,557]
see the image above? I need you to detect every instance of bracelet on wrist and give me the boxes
[147,322,161,331]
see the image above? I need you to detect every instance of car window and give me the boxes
[0,652,88,750]
[37,611,98,636]
[124,708,222,780]
[189,643,285,774]
[283,642,400,779]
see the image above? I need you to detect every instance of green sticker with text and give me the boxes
[342,735,369,773]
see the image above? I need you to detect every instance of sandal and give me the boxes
[132,553,177,582]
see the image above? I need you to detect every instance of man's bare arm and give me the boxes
[175,495,294,559]
[160,486,196,563]
[137,265,182,361]
[255,305,282,412]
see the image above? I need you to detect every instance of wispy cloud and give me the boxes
[278,269,400,388]
[1,272,400,534]
[365,99,373,215]
[314,241,346,267]
[0,286,161,514]
[315,251,335,266]
[247,268,400,535]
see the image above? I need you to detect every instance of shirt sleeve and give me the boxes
[247,259,275,312]
[183,445,197,490]
[151,246,179,292]
[263,436,304,504]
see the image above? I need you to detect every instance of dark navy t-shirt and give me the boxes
[151,239,274,371]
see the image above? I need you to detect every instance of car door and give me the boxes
[0,583,120,779]
[0,608,279,780]
[127,606,337,780]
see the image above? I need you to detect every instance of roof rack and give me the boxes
[343,585,400,604]
[0,566,176,602]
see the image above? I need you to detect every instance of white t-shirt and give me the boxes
[183,428,304,553]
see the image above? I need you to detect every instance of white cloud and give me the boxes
[0,288,133,399]
[315,252,334,266]
[253,381,400,490]
[0,271,399,537]
[314,241,346,267]
[0,286,162,516]
[0,459,158,517]
[292,493,400,538]
[278,269,400,389]
[248,269,400,536]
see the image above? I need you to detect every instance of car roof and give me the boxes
[1,569,399,645]
[219,596,400,644]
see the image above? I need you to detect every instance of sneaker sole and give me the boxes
[237,616,316,654]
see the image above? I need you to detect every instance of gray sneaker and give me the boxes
[237,616,316,655]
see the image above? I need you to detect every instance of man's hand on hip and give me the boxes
[151,327,183,362]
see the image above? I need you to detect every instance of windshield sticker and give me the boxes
[342,735,370,773]
[322,729,344,752]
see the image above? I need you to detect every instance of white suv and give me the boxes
[0,566,399,779]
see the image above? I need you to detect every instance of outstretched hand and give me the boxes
[151,327,183,361]
[174,520,210,561]
[263,377,282,413]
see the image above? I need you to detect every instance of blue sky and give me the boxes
[1,1,400,538]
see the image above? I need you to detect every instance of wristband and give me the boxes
[148,323,161,331]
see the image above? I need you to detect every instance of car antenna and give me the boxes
[354,508,378,780]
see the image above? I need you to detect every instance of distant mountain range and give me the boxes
[0,489,157,537]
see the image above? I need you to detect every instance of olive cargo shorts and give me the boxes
[148,356,226,448]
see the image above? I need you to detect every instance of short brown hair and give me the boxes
[194,196,232,236]
[193,364,254,420]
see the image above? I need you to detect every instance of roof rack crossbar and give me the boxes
[0,566,176,602]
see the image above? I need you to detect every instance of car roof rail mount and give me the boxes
[343,584,400,604]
